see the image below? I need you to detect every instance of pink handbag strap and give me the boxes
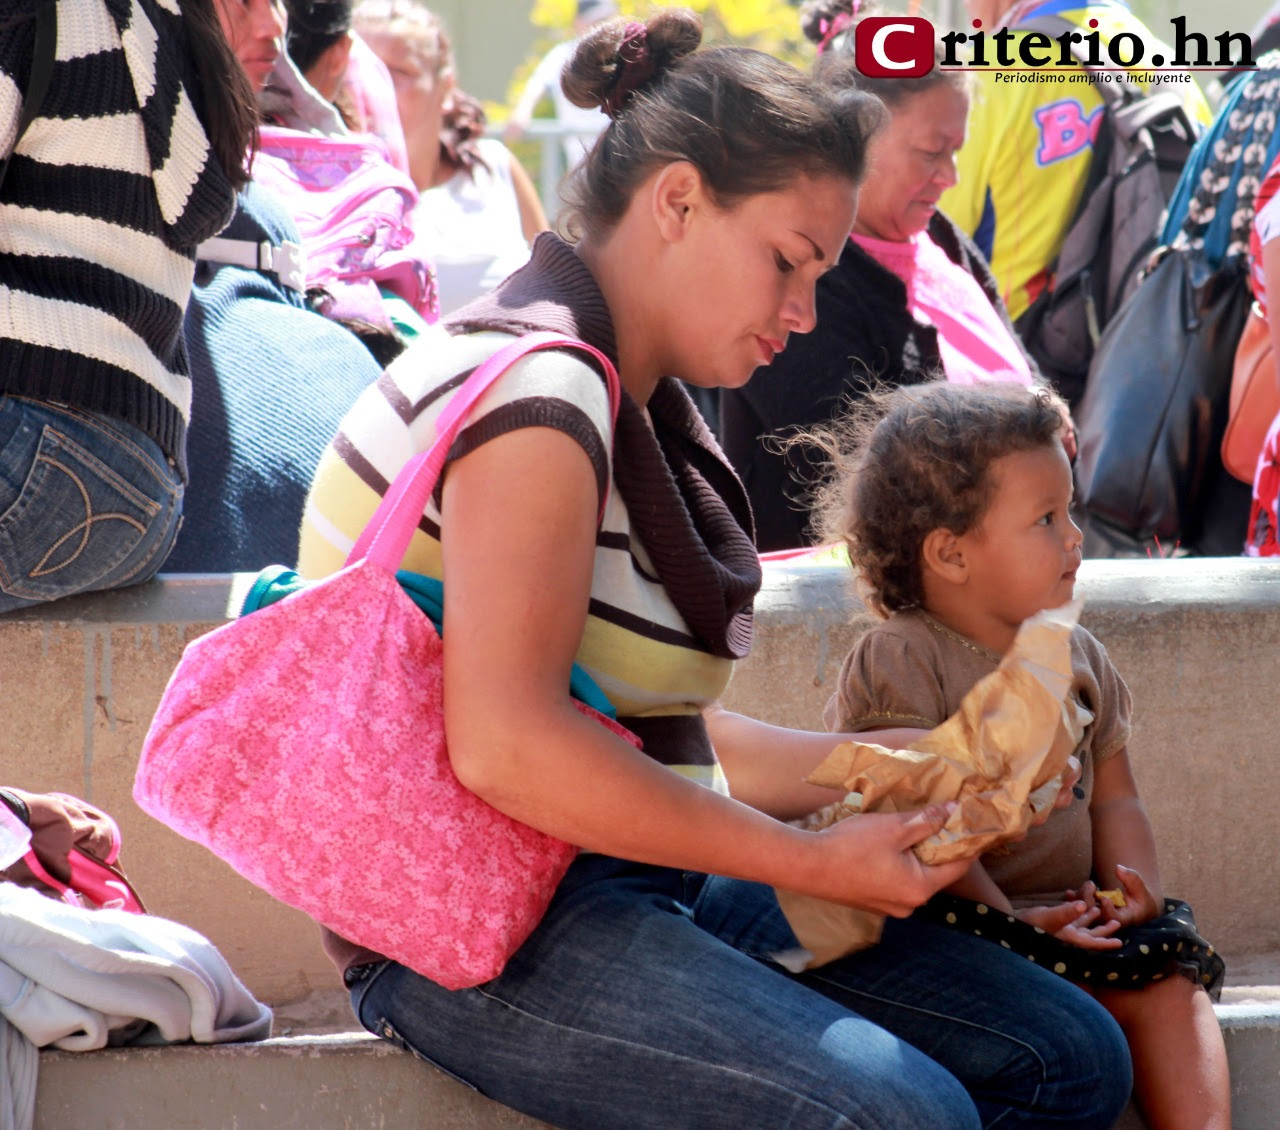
[352,332,622,572]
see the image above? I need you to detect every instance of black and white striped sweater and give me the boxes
[0,0,237,477]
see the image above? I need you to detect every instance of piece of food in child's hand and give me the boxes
[1096,888,1126,907]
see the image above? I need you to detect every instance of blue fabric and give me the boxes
[1158,65,1280,267]
[0,399,182,612]
[242,565,619,718]
[166,183,381,573]
[349,857,1132,1129]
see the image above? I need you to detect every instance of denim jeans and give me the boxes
[0,398,183,612]
[350,856,1132,1130]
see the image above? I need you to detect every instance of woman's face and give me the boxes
[666,172,858,392]
[214,0,286,92]
[359,24,455,189]
[853,83,969,243]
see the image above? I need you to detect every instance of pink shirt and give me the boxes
[850,230,1034,387]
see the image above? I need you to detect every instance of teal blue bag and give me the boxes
[242,565,619,718]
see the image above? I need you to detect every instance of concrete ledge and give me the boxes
[35,1032,552,1130]
[0,573,334,1008]
[6,558,1280,1128]
[3,558,1278,1004]
[31,1003,1280,1130]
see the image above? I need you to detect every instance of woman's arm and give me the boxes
[439,422,974,915]
[508,152,549,244]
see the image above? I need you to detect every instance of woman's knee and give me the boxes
[816,921,1132,1128]
[999,977,1133,1129]
[810,1019,982,1130]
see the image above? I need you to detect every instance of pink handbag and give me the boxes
[134,333,632,989]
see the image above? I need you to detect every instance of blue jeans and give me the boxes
[350,857,1132,1129]
[0,398,183,612]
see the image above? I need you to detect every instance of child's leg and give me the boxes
[1097,976,1230,1130]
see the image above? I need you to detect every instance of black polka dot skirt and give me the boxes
[915,894,1225,1001]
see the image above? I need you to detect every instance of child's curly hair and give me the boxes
[808,382,1068,618]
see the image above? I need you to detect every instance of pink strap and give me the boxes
[350,332,621,572]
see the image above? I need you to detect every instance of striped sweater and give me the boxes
[0,0,237,477]
[299,233,763,787]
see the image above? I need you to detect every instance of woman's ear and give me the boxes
[921,527,969,586]
[650,160,706,244]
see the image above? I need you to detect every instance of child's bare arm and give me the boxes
[947,860,1015,911]
[703,704,927,821]
[1089,747,1163,924]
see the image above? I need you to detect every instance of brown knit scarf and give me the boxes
[446,233,761,660]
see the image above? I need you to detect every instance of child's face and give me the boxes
[956,442,1083,637]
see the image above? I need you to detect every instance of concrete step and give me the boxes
[7,557,1280,1127]
[31,956,1280,1129]
[35,1032,552,1130]
[31,999,1280,1130]
[4,558,1278,1011]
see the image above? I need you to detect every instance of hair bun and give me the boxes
[561,8,703,118]
[799,0,871,48]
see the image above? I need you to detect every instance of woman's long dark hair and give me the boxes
[1,0,256,187]
[181,0,258,187]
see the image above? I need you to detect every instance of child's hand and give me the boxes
[1015,900,1123,950]
[1086,866,1161,928]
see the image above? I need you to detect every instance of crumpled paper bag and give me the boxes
[775,601,1092,969]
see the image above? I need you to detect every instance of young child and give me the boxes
[814,381,1230,1130]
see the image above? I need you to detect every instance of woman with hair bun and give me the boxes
[722,0,1041,552]
[297,11,1131,1128]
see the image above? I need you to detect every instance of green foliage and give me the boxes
[499,1,811,215]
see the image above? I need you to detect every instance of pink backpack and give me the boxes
[250,125,438,330]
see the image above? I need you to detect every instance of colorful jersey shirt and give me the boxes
[940,0,1210,321]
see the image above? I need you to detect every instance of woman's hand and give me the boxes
[799,803,975,917]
